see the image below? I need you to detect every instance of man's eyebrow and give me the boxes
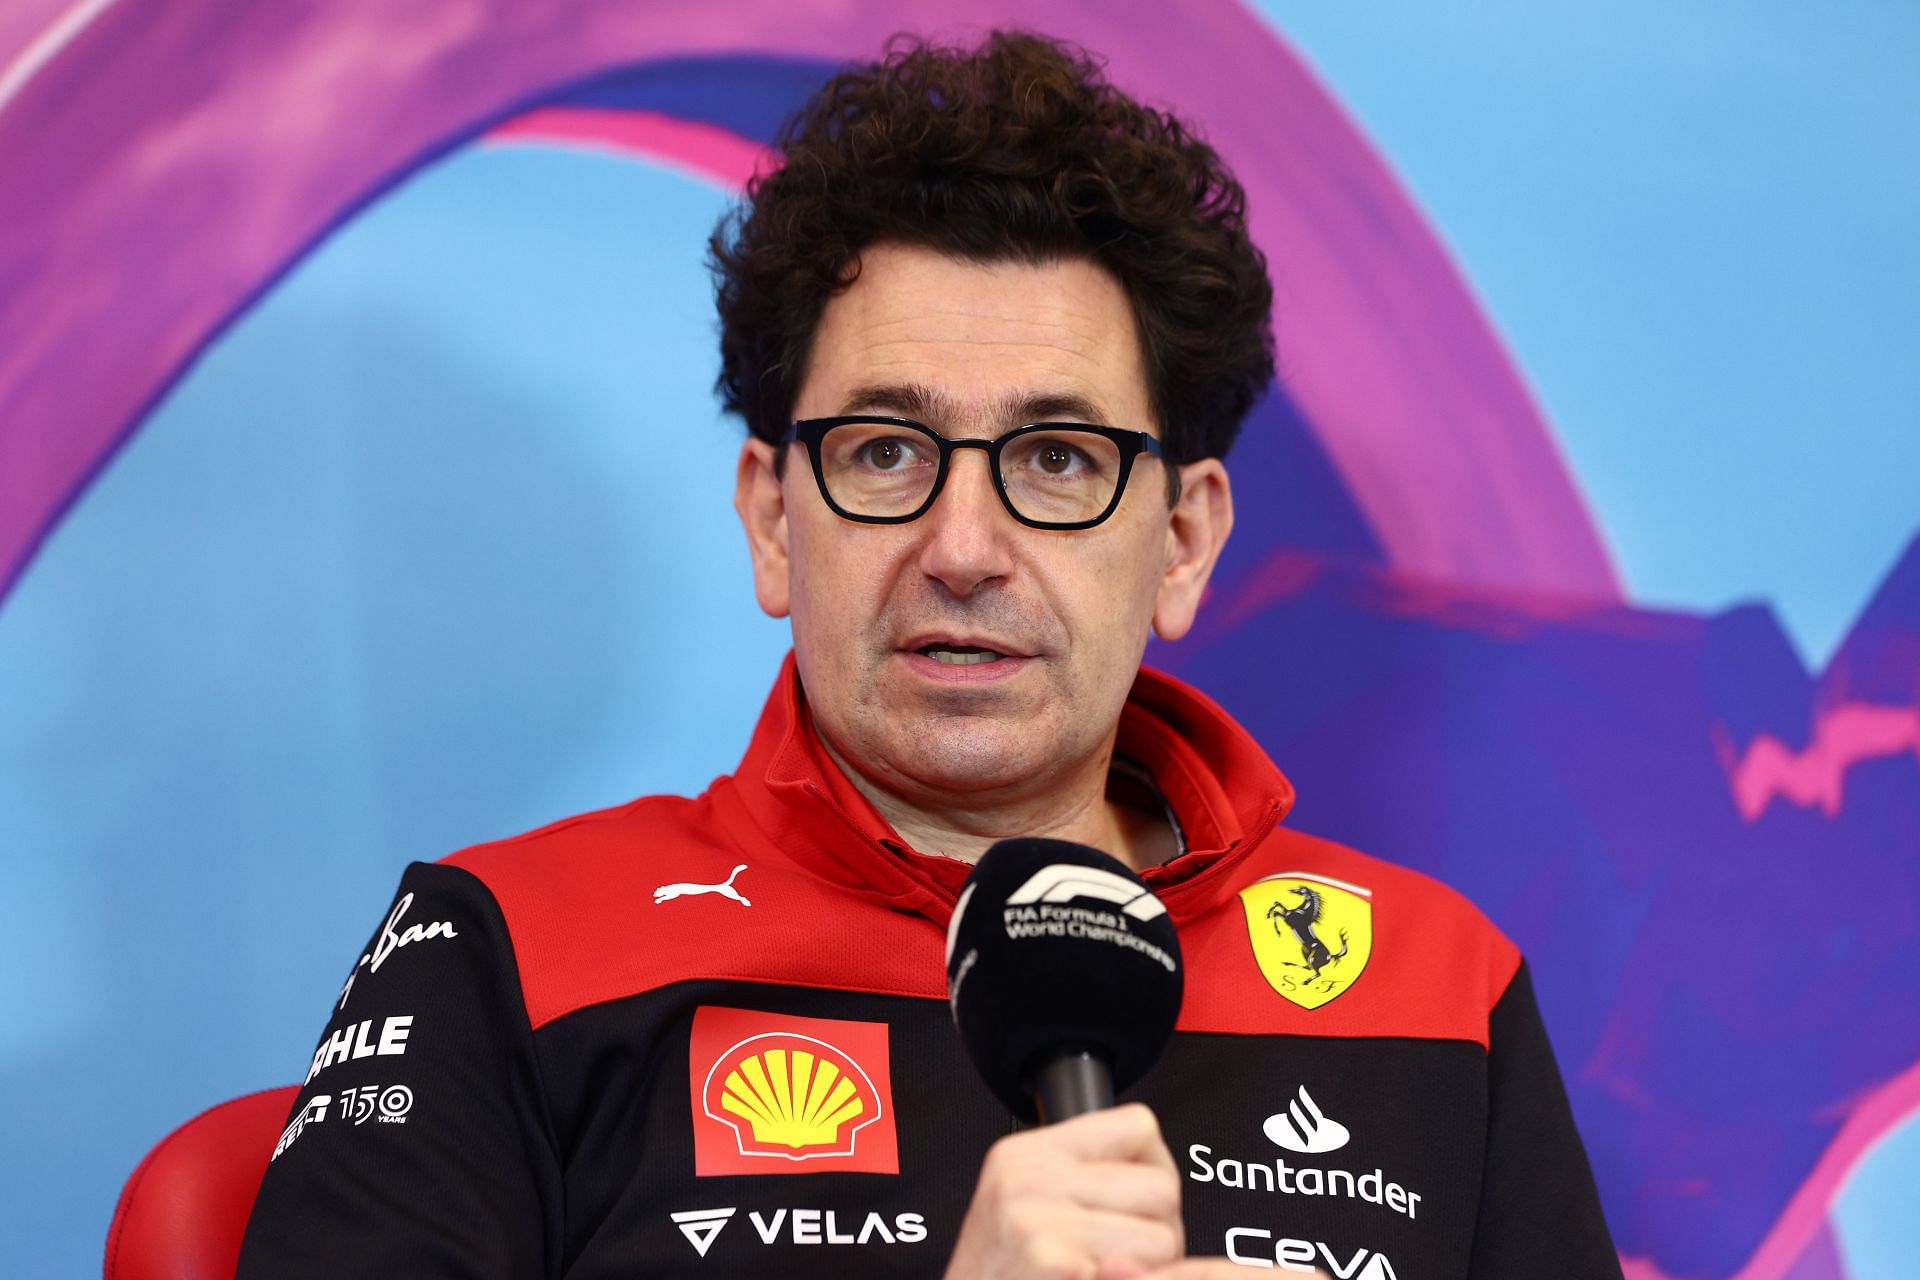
[838,382,959,422]
[999,391,1112,425]
[837,383,1113,427]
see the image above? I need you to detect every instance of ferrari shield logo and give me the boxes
[1239,873,1373,1010]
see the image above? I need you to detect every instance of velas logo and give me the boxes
[690,1006,899,1176]
[670,1207,736,1258]
[1238,872,1374,1010]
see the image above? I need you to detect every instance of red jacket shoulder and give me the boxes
[1179,825,1522,1049]
[437,784,946,1029]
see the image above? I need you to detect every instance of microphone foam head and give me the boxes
[944,837,1184,1121]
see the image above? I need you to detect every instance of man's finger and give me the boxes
[1142,1261,1331,1279]
[1047,1205,1182,1269]
[1049,1159,1182,1220]
[1045,1103,1177,1169]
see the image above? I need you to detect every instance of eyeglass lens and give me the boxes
[817,422,1125,524]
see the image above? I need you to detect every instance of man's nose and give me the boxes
[914,448,1017,597]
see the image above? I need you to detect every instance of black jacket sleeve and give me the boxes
[1468,960,1622,1279]
[237,861,562,1278]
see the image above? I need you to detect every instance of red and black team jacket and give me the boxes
[238,656,1621,1279]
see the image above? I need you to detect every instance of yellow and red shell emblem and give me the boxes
[701,1032,882,1160]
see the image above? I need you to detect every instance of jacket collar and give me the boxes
[725,652,1295,925]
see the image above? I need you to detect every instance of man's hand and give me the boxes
[941,1103,1331,1280]
[1144,1265,1325,1279]
[942,1104,1181,1280]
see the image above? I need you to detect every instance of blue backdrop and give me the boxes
[1,3,1914,1276]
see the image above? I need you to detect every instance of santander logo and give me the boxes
[1263,1086,1351,1155]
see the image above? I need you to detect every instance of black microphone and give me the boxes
[944,838,1184,1124]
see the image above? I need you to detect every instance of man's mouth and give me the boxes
[917,644,1006,666]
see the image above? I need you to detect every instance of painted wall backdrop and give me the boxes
[1,1,1914,1276]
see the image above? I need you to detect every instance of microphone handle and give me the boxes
[1031,1050,1115,1124]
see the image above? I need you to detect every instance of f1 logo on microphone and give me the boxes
[1005,864,1168,921]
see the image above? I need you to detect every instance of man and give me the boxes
[239,32,1619,1279]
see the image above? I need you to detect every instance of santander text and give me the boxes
[1190,1143,1421,1220]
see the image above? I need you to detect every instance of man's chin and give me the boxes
[882,720,1055,798]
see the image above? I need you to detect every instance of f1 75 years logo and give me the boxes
[1238,873,1373,1010]
[689,1006,899,1176]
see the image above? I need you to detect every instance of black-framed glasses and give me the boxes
[782,416,1171,531]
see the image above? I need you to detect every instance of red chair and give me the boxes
[105,1086,299,1280]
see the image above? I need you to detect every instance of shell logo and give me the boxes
[704,1033,879,1157]
[689,1007,899,1176]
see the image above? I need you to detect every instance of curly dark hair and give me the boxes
[709,30,1275,472]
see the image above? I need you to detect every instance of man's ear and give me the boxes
[734,438,792,619]
[1152,459,1233,643]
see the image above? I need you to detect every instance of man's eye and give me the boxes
[861,438,915,469]
[1036,444,1083,474]
[1023,441,1093,477]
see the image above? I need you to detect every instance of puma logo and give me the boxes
[653,864,752,907]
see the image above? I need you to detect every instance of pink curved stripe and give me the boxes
[1620,1253,1688,1280]
[1732,1056,1920,1279]
[0,0,87,108]
[485,106,767,191]
[1617,1060,1920,1280]
[1728,702,1920,821]
[1202,545,1694,648]
[1624,1222,1852,1280]
[0,0,1621,610]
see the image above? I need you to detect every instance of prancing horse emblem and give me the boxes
[1267,886,1349,982]
[653,864,752,907]
[1237,873,1374,1010]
